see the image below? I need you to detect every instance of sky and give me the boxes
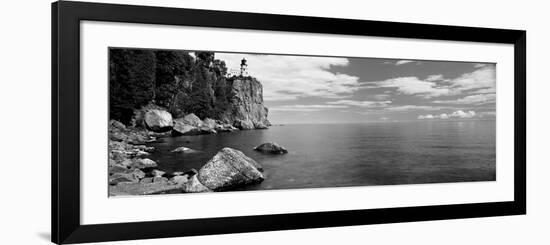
[213,52,496,124]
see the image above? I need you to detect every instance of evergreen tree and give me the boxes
[109,49,156,124]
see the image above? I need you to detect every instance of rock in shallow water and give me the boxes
[254,142,288,154]
[197,147,264,191]
[172,123,201,136]
[171,146,199,153]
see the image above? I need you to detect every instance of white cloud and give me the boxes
[215,53,359,101]
[474,63,487,68]
[380,117,389,120]
[418,114,435,119]
[418,110,477,120]
[450,65,496,92]
[365,77,454,98]
[433,94,496,105]
[327,100,392,108]
[363,65,496,99]
[386,105,447,111]
[269,104,348,112]
[395,60,414,65]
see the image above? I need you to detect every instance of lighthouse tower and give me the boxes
[240,58,249,77]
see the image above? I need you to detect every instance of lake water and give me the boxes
[148,121,496,191]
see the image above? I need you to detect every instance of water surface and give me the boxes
[148,121,496,191]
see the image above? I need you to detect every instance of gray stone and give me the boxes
[254,142,288,154]
[172,123,201,136]
[151,169,166,177]
[234,120,254,130]
[177,113,203,127]
[183,175,212,193]
[128,158,157,169]
[171,146,199,153]
[171,175,190,185]
[153,177,169,183]
[202,118,217,129]
[144,109,173,132]
[198,147,264,191]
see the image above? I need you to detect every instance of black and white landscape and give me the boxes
[108,48,496,196]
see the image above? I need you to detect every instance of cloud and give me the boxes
[474,63,487,68]
[363,65,496,100]
[269,104,348,112]
[418,110,477,120]
[380,117,389,120]
[449,65,496,92]
[327,100,392,108]
[215,53,360,101]
[395,60,414,65]
[363,77,454,98]
[385,105,447,111]
[433,94,496,105]
[425,74,444,82]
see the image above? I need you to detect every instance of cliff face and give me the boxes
[219,78,270,129]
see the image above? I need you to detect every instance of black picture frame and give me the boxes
[52,1,526,244]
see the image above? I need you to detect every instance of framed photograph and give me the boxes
[52,1,526,244]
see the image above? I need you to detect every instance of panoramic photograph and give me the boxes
[107,48,496,196]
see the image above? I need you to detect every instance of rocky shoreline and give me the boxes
[108,110,274,196]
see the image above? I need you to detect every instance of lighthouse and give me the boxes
[240,58,249,77]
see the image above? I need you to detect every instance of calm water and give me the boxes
[148,121,496,191]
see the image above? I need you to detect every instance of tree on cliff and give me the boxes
[109,49,156,124]
[154,50,194,110]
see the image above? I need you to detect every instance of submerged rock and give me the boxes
[254,142,288,154]
[171,146,199,153]
[197,147,264,191]
[144,109,173,132]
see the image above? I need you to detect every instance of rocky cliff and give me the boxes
[219,78,270,129]
[109,49,269,130]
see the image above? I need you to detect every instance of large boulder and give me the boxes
[215,124,238,133]
[234,120,254,130]
[144,109,173,132]
[202,118,217,129]
[254,142,288,154]
[197,148,264,191]
[177,113,203,127]
[172,123,201,136]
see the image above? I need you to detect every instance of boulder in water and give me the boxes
[172,123,201,136]
[197,147,264,191]
[234,120,254,130]
[254,142,288,154]
[171,146,199,153]
[203,118,217,129]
